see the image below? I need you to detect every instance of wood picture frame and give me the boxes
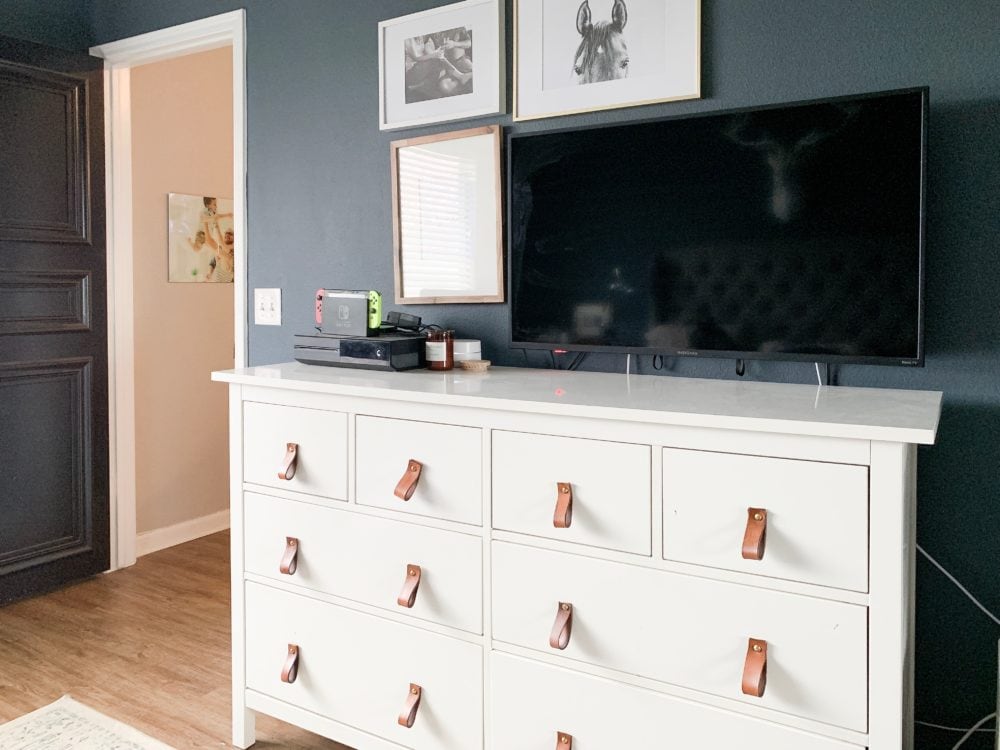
[390,125,504,304]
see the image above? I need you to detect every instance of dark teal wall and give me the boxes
[0,0,89,49]
[28,1,1000,746]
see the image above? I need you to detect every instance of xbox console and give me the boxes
[293,331,425,371]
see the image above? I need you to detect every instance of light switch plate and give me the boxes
[254,288,281,326]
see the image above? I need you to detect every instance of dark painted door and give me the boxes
[0,35,109,604]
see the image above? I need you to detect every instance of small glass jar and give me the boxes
[425,329,454,371]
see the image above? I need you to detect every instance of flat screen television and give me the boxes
[508,88,927,366]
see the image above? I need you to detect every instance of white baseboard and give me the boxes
[136,508,230,557]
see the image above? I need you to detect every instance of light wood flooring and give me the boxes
[0,531,348,749]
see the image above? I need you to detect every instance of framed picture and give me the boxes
[378,0,504,131]
[167,193,235,283]
[514,0,701,121]
[390,125,504,304]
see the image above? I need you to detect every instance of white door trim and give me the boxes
[91,10,247,570]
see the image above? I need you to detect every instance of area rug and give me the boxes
[0,696,175,749]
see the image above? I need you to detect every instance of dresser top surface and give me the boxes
[213,363,941,444]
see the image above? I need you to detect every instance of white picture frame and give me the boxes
[379,0,505,131]
[514,0,701,121]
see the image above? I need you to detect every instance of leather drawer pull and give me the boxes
[554,482,573,528]
[549,602,573,650]
[398,683,422,728]
[556,732,573,748]
[742,507,767,560]
[279,537,299,575]
[394,459,423,501]
[397,564,422,608]
[281,644,299,684]
[742,638,768,697]
[278,442,299,480]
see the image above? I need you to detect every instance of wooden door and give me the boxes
[0,35,109,604]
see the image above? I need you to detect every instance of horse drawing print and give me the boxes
[573,0,629,85]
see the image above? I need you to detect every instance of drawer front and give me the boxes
[492,431,651,555]
[491,653,860,750]
[245,582,483,750]
[356,416,482,525]
[663,449,869,591]
[243,401,347,501]
[491,542,868,732]
[244,492,483,633]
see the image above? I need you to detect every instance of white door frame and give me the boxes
[91,10,248,570]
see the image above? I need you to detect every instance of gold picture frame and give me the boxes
[390,125,504,304]
[513,0,702,122]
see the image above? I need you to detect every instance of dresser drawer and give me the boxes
[663,449,869,591]
[243,402,347,501]
[491,653,860,750]
[244,492,482,633]
[492,431,651,555]
[245,582,483,750]
[491,542,868,732]
[356,416,482,525]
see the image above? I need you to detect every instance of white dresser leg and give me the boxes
[233,705,256,748]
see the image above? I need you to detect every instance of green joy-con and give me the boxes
[368,290,382,331]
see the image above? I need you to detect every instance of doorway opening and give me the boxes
[91,10,247,569]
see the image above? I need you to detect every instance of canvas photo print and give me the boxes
[404,26,474,103]
[167,193,235,283]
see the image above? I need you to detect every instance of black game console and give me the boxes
[293,331,425,371]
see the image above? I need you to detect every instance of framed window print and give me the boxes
[514,0,701,121]
[379,0,505,131]
[390,126,504,303]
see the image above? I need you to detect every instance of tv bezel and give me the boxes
[506,86,928,367]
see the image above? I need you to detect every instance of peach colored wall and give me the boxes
[131,47,233,535]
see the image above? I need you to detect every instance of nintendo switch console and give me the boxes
[315,289,382,336]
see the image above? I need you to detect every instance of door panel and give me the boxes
[0,35,108,604]
[0,58,89,243]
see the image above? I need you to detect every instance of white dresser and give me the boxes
[213,363,941,750]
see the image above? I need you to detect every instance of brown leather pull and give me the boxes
[742,638,768,697]
[742,507,767,560]
[279,536,299,575]
[397,564,422,608]
[281,644,299,684]
[398,683,422,728]
[554,482,573,528]
[556,732,573,749]
[394,459,423,501]
[278,442,299,480]
[549,602,573,650]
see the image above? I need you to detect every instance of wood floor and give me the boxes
[0,531,348,749]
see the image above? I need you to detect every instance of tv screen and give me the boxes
[508,88,926,365]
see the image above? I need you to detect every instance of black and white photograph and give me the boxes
[515,0,700,120]
[379,0,503,130]
[541,0,668,90]
[404,26,474,103]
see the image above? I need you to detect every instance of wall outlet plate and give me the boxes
[254,288,281,326]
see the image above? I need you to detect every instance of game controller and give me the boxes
[367,290,382,331]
